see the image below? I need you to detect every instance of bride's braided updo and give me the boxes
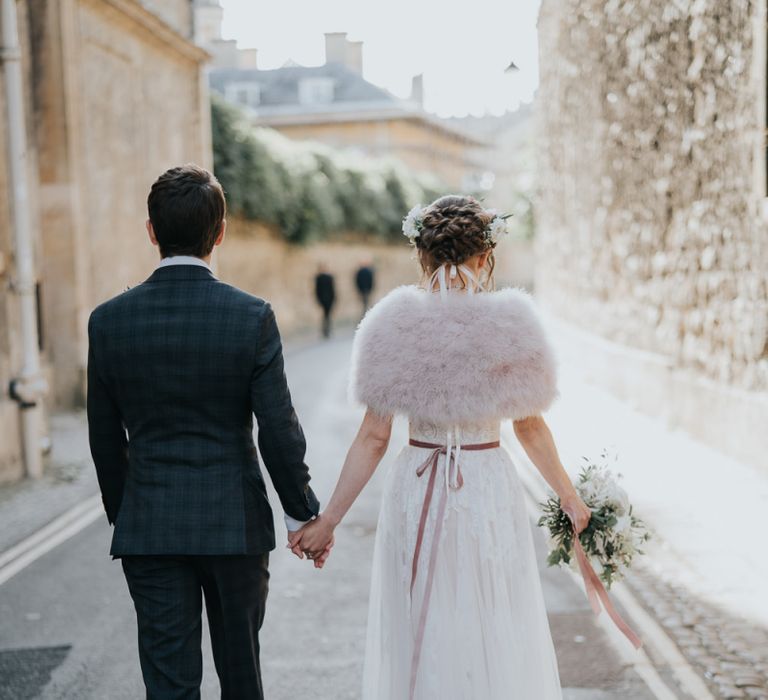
[414,195,496,283]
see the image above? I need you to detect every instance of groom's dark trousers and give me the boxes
[87,264,319,700]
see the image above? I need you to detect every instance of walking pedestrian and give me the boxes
[354,258,375,317]
[315,264,336,338]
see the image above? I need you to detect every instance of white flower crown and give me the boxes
[402,204,511,244]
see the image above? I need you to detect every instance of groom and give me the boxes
[87,164,320,699]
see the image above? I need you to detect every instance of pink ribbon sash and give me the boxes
[408,438,500,700]
[565,510,643,649]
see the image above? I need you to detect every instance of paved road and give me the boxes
[1,334,664,699]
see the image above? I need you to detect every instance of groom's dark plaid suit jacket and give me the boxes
[87,264,319,556]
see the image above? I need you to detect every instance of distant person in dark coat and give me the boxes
[355,258,375,316]
[315,264,336,338]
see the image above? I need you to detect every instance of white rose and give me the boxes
[606,481,630,515]
[402,204,424,240]
[614,514,632,535]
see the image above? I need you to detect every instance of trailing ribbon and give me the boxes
[407,438,500,700]
[566,514,643,650]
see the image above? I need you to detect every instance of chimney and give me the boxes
[239,48,259,69]
[346,40,363,75]
[324,32,363,75]
[325,32,348,65]
[410,74,424,108]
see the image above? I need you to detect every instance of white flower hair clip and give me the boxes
[484,209,512,243]
[402,203,425,242]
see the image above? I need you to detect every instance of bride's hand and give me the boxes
[288,515,336,565]
[561,494,591,534]
[311,535,334,569]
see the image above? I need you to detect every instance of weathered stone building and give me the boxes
[536,1,768,468]
[0,0,210,482]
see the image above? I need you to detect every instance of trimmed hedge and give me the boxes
[211,96,444,244]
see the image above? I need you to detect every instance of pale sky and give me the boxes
[219,0,542,117]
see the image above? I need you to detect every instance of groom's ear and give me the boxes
[146,219,159,248]
[214,219,226,248]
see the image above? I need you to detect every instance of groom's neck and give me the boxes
[160,253,213,266]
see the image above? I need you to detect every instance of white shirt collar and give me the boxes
[157,256,211,271]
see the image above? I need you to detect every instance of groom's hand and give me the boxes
[287,531,305,559]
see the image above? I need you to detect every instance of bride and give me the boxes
[290,195,591,699]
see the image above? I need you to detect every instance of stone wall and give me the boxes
[536,0,768,390]
[217,221,416,334]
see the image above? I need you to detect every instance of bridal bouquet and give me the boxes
[538,452,651,588]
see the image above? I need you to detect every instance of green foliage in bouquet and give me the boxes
[538,455,651,588]
[211,96,444,244]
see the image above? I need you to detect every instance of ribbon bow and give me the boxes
[563,506,643,650]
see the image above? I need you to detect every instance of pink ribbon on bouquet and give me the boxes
[564,508,643,650]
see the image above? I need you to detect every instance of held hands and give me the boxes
[561,493,591,534]
[287,514,336,569]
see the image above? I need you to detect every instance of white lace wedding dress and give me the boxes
[349,275,563,700]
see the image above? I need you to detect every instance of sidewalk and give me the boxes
[0,413,96,555]
[536,318,768,698]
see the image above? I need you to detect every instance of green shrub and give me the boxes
[211,96,446,244]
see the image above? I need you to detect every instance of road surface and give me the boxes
[0,334,678,699]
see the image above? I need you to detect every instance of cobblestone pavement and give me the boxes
[627,567,768,699]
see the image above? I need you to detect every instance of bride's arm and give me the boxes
[288,409,393,562]
[513,415,591,532]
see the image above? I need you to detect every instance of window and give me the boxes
[225,82,261,109]
[298,77,335,106]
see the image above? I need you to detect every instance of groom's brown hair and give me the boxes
[147,164,226,258]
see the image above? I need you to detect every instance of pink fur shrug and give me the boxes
[348,285,558,424]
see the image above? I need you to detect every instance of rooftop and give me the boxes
[210,63,486,146]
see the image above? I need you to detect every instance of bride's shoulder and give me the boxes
[483,286,544,320]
